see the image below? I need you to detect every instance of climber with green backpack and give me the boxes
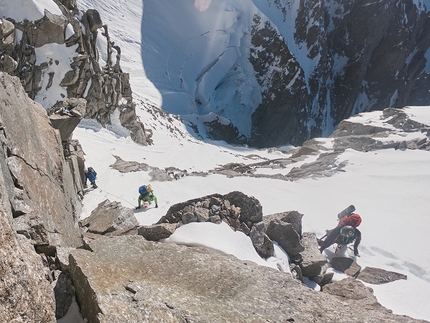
[318,205,362,256]
[136,184,158,209]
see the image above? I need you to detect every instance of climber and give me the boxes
[84,167,98,189]
[318,205,362,256]
[136,184,158,209]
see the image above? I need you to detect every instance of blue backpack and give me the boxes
[139,185,148,196]
[88,167,97,177]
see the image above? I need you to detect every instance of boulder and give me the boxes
[299,232,328,278]
[0,54,18,73]
[137,223,180,241]
[331,257,361,278]
[80,200,138,234]
[311,272,334,287]
[48,98,87,141]
[225,191,263,224]
[357,266,407,284]
[27,10,68,47]
[264,219,304,256]
[249,221,274,258]
[0,18,15,54]
[264,211,303,236]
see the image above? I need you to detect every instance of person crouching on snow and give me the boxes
[136,184,158,209]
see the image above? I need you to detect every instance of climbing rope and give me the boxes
[89,187,136,208]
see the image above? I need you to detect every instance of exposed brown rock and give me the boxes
[68,235,425,323]
[137,223,180,241]
[358,266,408,285]
[80,200,138,234]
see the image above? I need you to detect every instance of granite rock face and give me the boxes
[0,72,85,321]
[0,73,83,251]
[68,235,425,323]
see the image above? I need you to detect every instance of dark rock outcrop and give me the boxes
[248,0,430,147]
[156,191,274,258]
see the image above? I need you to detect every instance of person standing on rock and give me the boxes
[136,184,158,209]
[318,205,362,256]
[84,167,98,189]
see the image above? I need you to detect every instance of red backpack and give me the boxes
[339,213,362,228]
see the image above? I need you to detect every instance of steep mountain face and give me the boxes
[137,0,430,147]
[1,0,428,148]
[0,72,84,321]
[249,0,430,146]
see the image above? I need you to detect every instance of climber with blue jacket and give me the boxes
[84,167,98,189]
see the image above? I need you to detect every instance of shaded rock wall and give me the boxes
[248,0,430,147]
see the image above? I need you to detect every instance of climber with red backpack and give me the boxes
[318,205,362,256]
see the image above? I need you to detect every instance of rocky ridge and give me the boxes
[0,0,152,145]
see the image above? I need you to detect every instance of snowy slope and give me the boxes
[75,104,430,321]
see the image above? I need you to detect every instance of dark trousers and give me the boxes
[319,226,361,254]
